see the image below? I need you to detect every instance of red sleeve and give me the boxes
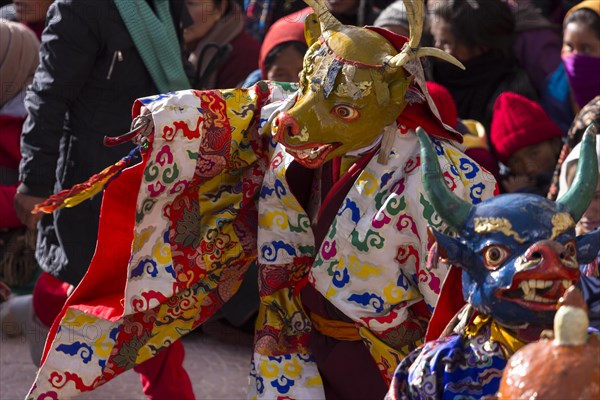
[425,265,465,341]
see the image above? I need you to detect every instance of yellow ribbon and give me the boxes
[465,315,528,359]
[310,312,362,342]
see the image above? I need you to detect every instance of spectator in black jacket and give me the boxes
[13,0,194,397]
[428,0,538,131]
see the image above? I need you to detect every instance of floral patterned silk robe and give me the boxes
[27,82,497,399]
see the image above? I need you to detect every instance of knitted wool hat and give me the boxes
[490,92,563,164]
[374,1,409,31]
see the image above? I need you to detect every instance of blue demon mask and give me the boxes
[418,127,600,329]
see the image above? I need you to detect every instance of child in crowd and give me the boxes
[242,8,309,87]
[490,92,563,194]
[258,8,308,83]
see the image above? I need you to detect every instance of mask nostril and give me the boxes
[529,251,542,261]
[278,114,300,137]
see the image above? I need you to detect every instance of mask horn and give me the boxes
[418,127,472,230]
[557,123,599,222]
[303,0,342,32]
[387,0,465,70]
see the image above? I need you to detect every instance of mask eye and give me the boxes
[482,245,509,270]
[331,104,360,122]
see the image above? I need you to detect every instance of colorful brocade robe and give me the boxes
[385,319,513,400]
[27,82,497,399]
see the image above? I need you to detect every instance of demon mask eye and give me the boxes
[482,245,510,270]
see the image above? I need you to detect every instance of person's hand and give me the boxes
[13,192,46,229]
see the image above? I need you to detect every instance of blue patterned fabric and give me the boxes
[387,322,507,400]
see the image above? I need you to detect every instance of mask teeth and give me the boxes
[518,279,566,303]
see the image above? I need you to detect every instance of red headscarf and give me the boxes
[259,8,311,79]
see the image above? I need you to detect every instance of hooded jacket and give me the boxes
[18,0,187,285]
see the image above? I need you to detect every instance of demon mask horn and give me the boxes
[417,128,472,230]
[556,123,599,222]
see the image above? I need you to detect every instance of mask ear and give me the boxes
[576,228,600,265]
[389,75,412,106]
[304,13,321,47]
[433,229,485,281]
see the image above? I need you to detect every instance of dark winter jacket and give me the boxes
[18,0,188,285]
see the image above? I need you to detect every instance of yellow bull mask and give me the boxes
[272,0,464,169]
